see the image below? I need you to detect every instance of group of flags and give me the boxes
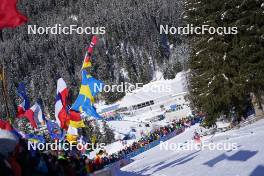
[55,78,81,142]
[0,3,101,151]
[11,82,67,142]
[64,36,104,142]
[11,36,104,143]
[0,2,103,143]
[16,83,46,129]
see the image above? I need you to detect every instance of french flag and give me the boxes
[24,103,45,129]
[17,99,29,117]
[16,83,30,118]
[55,78,70,129]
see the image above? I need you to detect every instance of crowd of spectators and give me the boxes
[0,116,202,176]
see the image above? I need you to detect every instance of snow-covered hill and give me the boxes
[117,119,264,176]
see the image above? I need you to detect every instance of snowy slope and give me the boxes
[107,120,153,139]
[87,139,136,159]
[117,119,264,176]
[107,119,170,140]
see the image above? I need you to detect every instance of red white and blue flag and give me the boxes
[16,83,30,118]
[55,78,70,129]
[24,103,45,129]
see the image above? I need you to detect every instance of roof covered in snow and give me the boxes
[118,71,188,108]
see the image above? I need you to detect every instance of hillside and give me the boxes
[0,0,187,118]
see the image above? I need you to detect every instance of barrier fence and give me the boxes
[125,128,185,159]
[93,119,203,176]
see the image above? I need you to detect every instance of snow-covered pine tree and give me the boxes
[101,121,115,144]
[0,0,187,116]
[91,121,103,144]
[186,0,264,126]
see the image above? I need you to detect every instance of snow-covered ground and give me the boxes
[117,119,264,176]
[109,120,150,138]
[87,139,136,159]
[107,119,170,140]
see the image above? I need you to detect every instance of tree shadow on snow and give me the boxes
[203,150,258,167]
[250,165,264,176]
[116,170,143,176]
[119,151,200,176]
[203,153,228,167]
[228,150,258,161]
[145,150,200,174]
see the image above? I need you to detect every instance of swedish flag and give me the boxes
[71,70,103,119]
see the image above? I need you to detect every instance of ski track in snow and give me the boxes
[117,120,264,176]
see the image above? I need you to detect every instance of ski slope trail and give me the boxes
[118,119,264,176]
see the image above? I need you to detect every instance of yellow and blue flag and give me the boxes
[71,70,103,119]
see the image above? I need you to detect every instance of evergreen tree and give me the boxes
[186,0,264,126]
[91,121,103,144]
[0,0,186,117]
[101,121,115,144]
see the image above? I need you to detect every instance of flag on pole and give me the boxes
[71,70,103,119]
[55,78,69,129]
[24,103,45,129]
[68,109,84,128]
[82,36,97,69]
[0,0,28,29]
[55,78,84,130]
[16,83,30,118]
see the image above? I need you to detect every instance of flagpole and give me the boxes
[0,64,12,123]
